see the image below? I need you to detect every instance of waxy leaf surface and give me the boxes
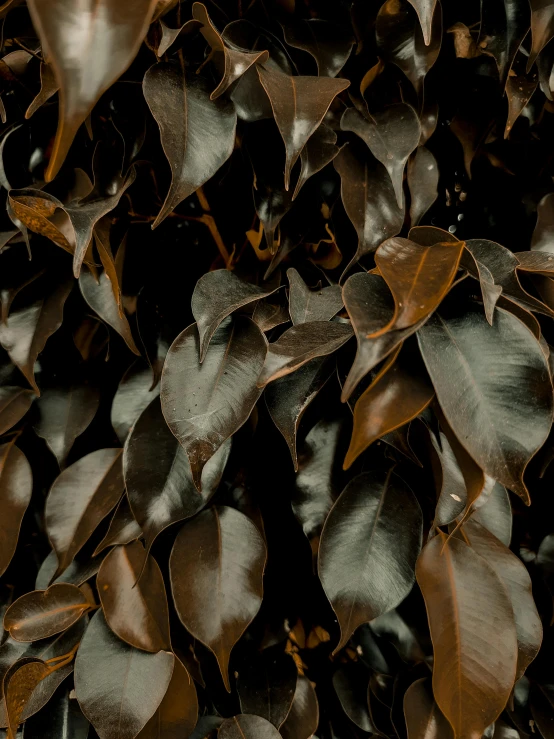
[3,584,89,642]
[0,443,32,577]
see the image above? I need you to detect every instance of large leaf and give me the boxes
[74,610,174,739]
[97,541,171,653]
[45,448,124,578]
[219,715,283,739]
[416,533,518,739]
[417,306,553,503]
[143,60,237,228]
[27,0,157,180]
[287,268,343,325]
[125,398,230,552]
[161,316,266,490]
[319,470,423,652]
[403,677,453,739]
[169,506,267,691]
[0,442,32,577]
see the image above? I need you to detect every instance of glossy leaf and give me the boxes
[407,0,439,45]
[45,448,124,577]
[25,62,58,119]
[0,387,33,436]
[333,663,373,732]
[461,248,503,326]
[27,0,157,180]
[236,648,297,728]
[287,269,343,325]
[279,675,319,739]
[479,0,530,89]
[430,428,467,527]
[282,19,354,77]
[3,584,89,642]
[407,146,439,226]
[161,316,266,490]
[169,506,266,691]
[93,495,142,556]
[292,122,340,200]
[74,610,174,739]
[471,481,512,546]
[0,442,32,577]
[2,657,50,738]
[532,192,554,252]
[418,306,553,503]
[416,533,518,739]
[319,470,423,652]
[219,715,282,739]
[111,361,159,445]
[403,677,453,739]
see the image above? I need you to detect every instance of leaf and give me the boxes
[219,715,283,739]
[429,429,467,527]
[374,237,464,333]
[252,297,291,332]
[265,356,334,469]
[407,147,439,226]
[0,387,33,436]
[27,0,157,181]
[93,495,142,556]
[79,267,140,355]
[125,397,230,552]
[111,360,159,445]
[74,610,174,739]
[460,248,503,326]
[257,321,352,387]
[287,269,343,325]
[169,506,266,691]
[191,3,269,99]
[257,65,350,190]
[97,541,171,653]
[341,104,420,207]
[33,382,100,467]
[471,481,512,546]
[161,316,265,490]
[333,143,404,274]
[236,647,297,728]
[416,532,518,739]
[344,344,434,469]
[192,269,279,362]
[333,663,373,732]
[529,0,554,69]
[282,19,353,77]
[403,677,454,739]
[25,62,58,119]
[0,278,72,394]
[417,306,553,503]
[376,0,442,97]
[0,442,32,577]
[532,192,554,252]
[292,122,340,200]
[319,469,423,652]
[143,60,237,228]
[136,657,198,739]
[504,64,538,138]
[45,448,124,578]
[478,0,530,89]
[463,519,542,679]
[22,684,89,739]
[407,0,439,45]
[7,191,74,257]
[2,658,51,738]
[279,675,319,739]
[3,584,89,642]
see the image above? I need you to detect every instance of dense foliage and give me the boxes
[2,0,554,737]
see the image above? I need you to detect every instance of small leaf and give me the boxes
[156,18,201,56]
[219,715,283,739]
[429,428,467,527]
[0,387,33,436]
[0,442,32,577]
[403,677,453,739]
[280,675,319,739]
[529,0,554,69]
[333,663,374,733]
[169,506,266,691]
[532,192,554,252]
[3,584,89,642]
[319,469,423,652]
[287,268,343,325]
[461,248,503,326]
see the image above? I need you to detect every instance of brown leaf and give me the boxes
[0,387,34,436]
[8,191,74,256]
[0,442,32,577]
[280,675,319,739]
[529,0,554,70]
[25,62,58,119]
[2,658,51,739]
[407,146,439,226]
[156,18,201,57]
[92,495,142,556]
[3,584,89,642]
[403,677,454,739]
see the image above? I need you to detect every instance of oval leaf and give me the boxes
[3,584,89,642]
[403,677,453,739]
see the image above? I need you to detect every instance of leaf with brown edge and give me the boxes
[3,584,89,642]
[93,495,142,556]
[74,610,174,739]
[0,278,73,394]
[161,316,265,491]
[282,19,354,77]
[191,3,269,100]
[418,306,553,504]
[504,61,538,139]
[344,343,434,469]
[2,657,51,739]
[471,481,512,547]
[287,268,343,325]
[280,674,319,739]
[373,237,464,334]
[136,656,198,739]
[169,506,266,691]
[25,62,58,119]
[143,60,237,229]
[257,321,353,387]
[111,360,159,445]
[97,541,171,653]
[403,677,453,739]
[219,715,282,739]
[45,448,124,579]
[416,532,518,739]
[236,647,297,728]
[8,191,74,256]
[429,428,467,527]
[192,269,280,363]
[463,519,542,680]
[528,0,554,70]
[27,0,157,181]
[125,398,230,553]
[460,248,503,326]
[333,143,404,276]
[319,469,423,653]
[257,65,350,190]
[407,147,439,226]
[0,442,32,578]
[156,18,201,56]
[0,387,33,436]
[341,104,420,207]
[292,122,340,200]
[407,0,439,46]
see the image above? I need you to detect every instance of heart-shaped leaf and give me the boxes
[0,442,32,577]
[3,584,89,642]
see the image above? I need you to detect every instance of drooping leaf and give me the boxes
[418,306,553,503]
[292,122,340,200]
[257,65,350,190]
[287,268,343,325]
[169,506,266,691]
[156,18,201,56]
[429,428,467,527]
[143,60,237,228]
[22,684,89,739]
[403,677,454,739]
[27,0,157,180]
[7,191,74,257]
[218,715,283,739]
[319,469,423,652]
[279,675,319,739]
[478,0,530,89]
[25,62,58,119]
[161,316,266,490]
[97,541,171,653]
[416,532,518,739]
[93,495,142,556]
[0,387,33,436]
[341,103,420,207]
[504,63,538,138]
[74,610,174,739]
[236,647,297,728]
[281,19,354,77]
[2,657,51,738]
[407,0,439,45]
[407,146,439,226]
[111,360,159,445]
[0,442,32,578]
[257,321,352,387]
[3,584,89,642]
[45,448,124,578]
